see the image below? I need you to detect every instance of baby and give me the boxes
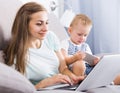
[61,14,100,76]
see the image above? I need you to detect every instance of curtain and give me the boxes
[64,0,120,54]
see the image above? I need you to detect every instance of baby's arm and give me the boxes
[61,48,75,65]
[61,48,85,65]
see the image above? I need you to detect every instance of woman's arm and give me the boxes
[35,74,72,89]
[56,50,84,84]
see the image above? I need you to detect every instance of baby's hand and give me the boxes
[93,56,100,65]
[74,51,86,60]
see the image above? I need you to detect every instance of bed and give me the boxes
[0,0,120,93]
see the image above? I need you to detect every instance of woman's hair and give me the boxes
[4,2,47,74]
[70,14,92,27]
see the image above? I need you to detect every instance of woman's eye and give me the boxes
[46,21,49,24]
[36,23,42,26]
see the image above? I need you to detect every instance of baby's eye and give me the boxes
[84,35,87,37]
[84,34,88,37]
[78,34,82,36]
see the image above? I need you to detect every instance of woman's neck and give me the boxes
[28,39,42,49]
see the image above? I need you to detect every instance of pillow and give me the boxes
[0,50,5,63]
[0,62,36,93]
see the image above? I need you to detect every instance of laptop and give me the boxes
[38,54,120,92]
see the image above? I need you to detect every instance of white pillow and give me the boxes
[0,62,36,93]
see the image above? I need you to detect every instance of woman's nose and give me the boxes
[42,24,48,31]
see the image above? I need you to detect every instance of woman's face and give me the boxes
[28,11,48,40]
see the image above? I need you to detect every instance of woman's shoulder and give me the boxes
[61,38,70,46]
[45,31,61,51]
[46,31,56,37]
[45,31,58,41]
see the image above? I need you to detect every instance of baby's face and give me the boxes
[68,23,92,45]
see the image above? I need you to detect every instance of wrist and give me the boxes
[35,77,53,89]
[73,54,78,61]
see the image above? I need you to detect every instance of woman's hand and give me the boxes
[69,74,85,84]
[35,74,72,89]
[51,74,72,84]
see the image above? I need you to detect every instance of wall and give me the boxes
[0,0,68,50]
[0,0,23,49]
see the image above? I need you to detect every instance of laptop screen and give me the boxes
[76,54,120,91]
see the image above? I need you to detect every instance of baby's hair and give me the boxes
[70,14,92,27]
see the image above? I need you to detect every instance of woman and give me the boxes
[4,2,84,89]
